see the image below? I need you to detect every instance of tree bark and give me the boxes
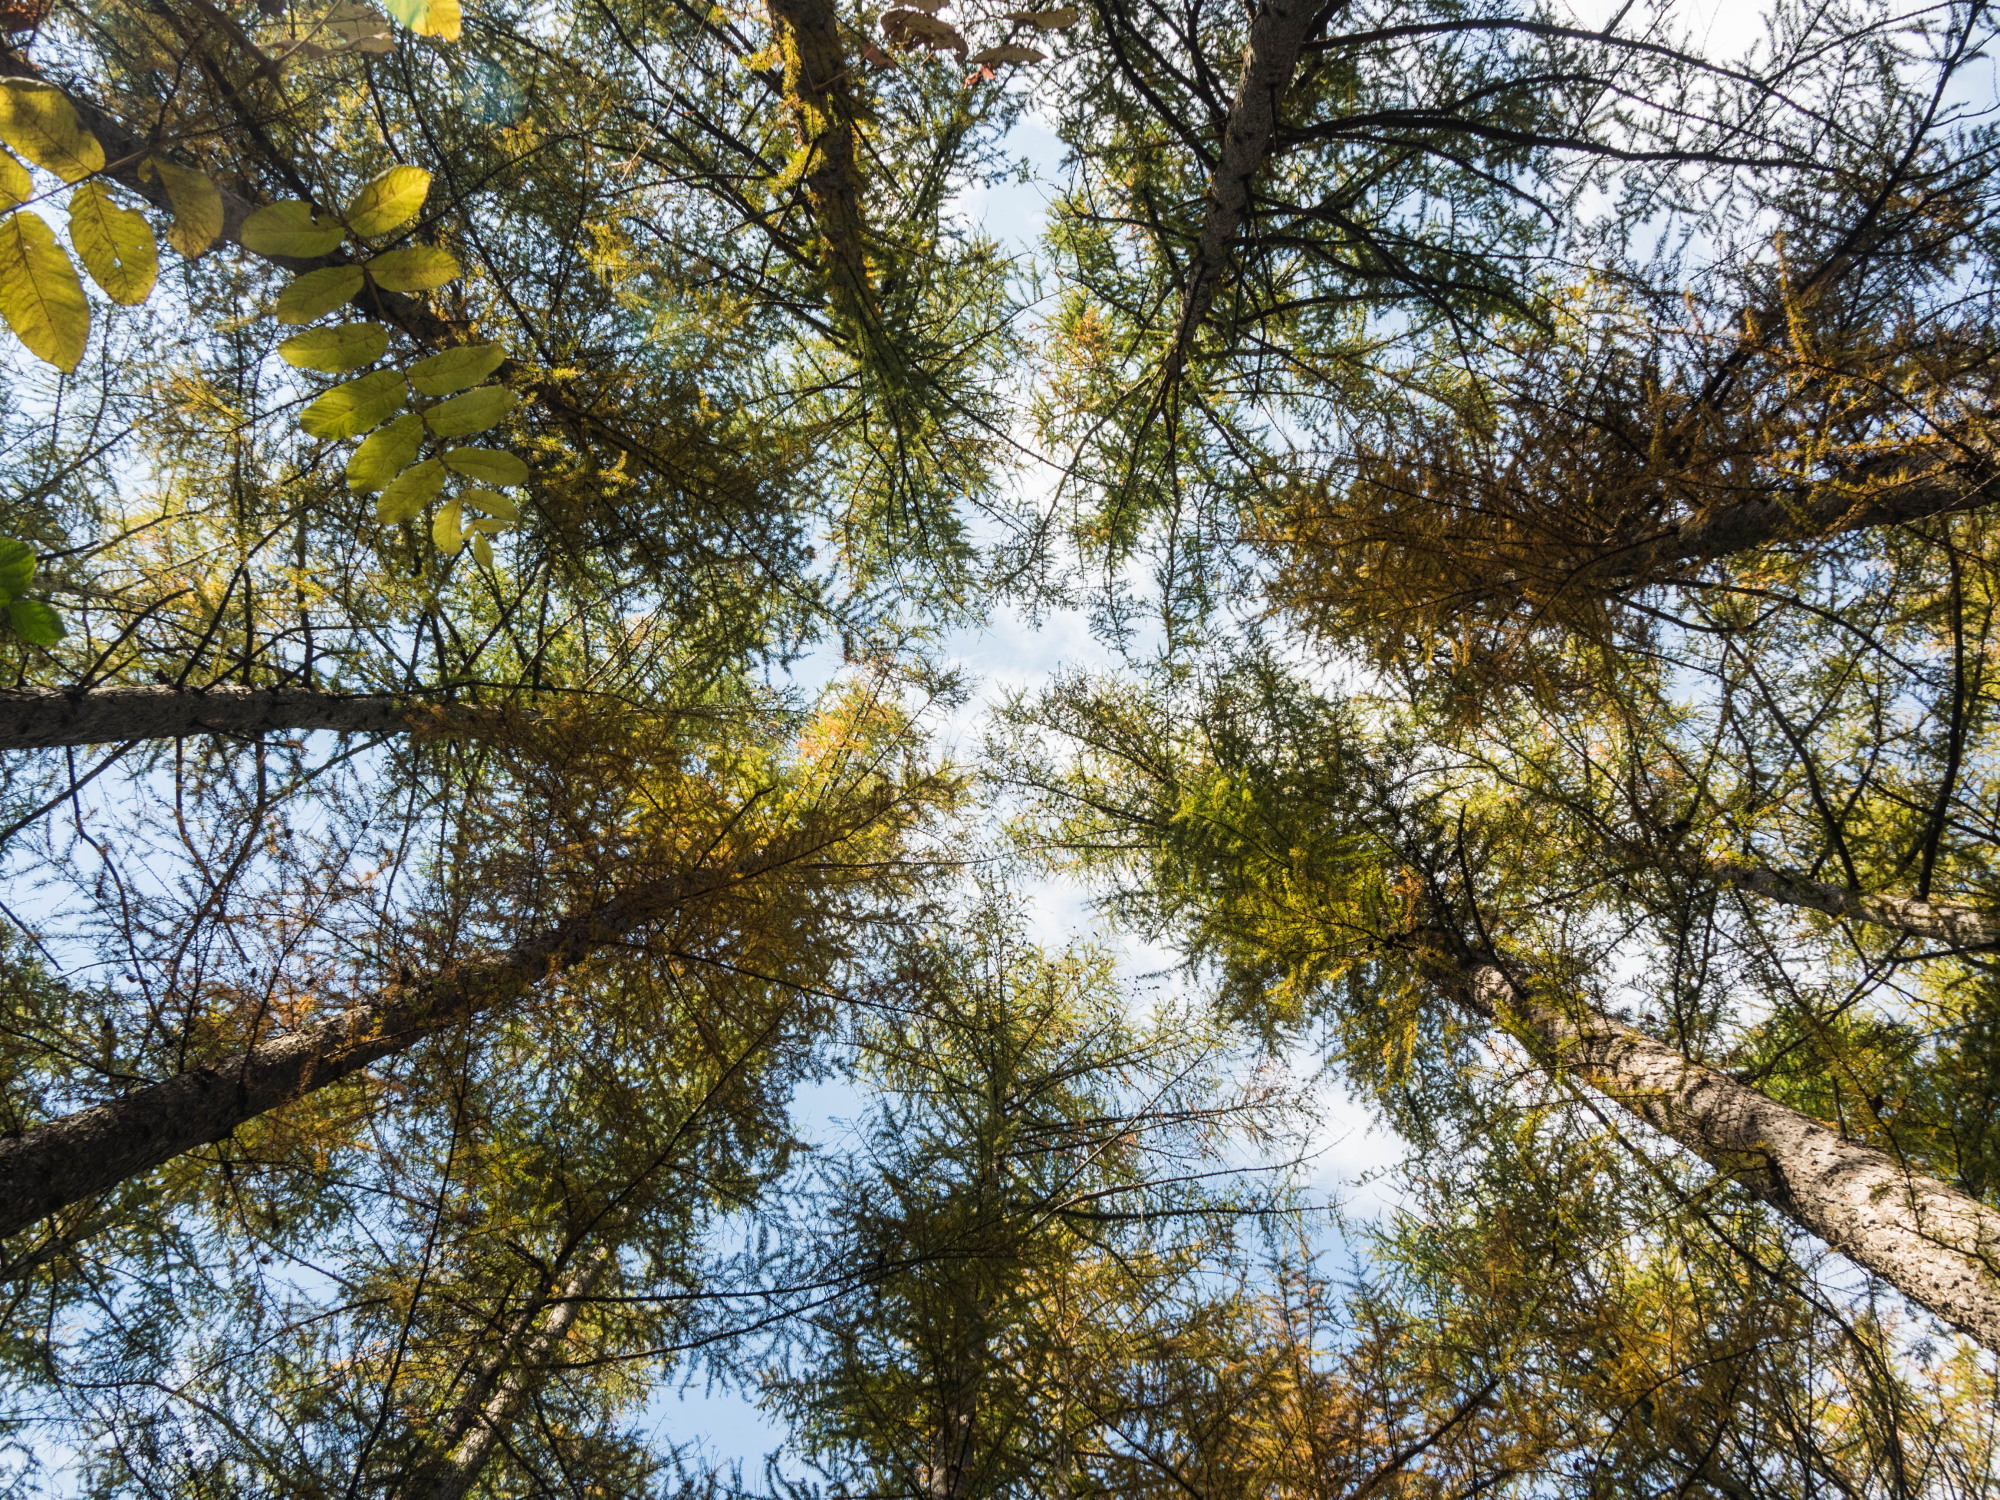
[0,873,715,1242]
[1159,0,1326,389]
[0,685,455,749]
[1460,960,2000,1351]
[402,1244,616,1500]
[1716,862,2000,950]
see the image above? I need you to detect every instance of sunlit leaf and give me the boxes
[5,597,60,645]
[377,456,445,522]
[0,210,88,371]
[68,182,158,304]
[276,265,366,324]
[382,0,460,40]
[345,165,430,236]
[0,538,35,598]
[470,531,492,567]
[365,245,459,292]
[145,159,222,258]
[299,368,406,439]
[442,447,527,486]
[461,487,519,521]
[424,385,515,437]
[241,200,345,257]
[0,149,29,211]
[279,321,389,372]
[408,341,504,395]
[348,412,425,492]
[432,494,464,553]
[0,80,104,183]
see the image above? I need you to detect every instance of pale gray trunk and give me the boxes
[402,1245,616,1500]
[0,685,439,749]
[1718,862,2000,949]
[1463,962,2000,1350]
[0,874,708,1243]
[1160,0,1325,388]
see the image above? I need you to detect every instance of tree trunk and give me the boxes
[1460,960,2000,1351]
[1159,0,1327,389]
[401,1244,616,1500]
[0,874,713,1242]
[0,685,452,749]
[1717,862,2000,949]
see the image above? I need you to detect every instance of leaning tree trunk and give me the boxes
[0,685,460,749]
[401,1244,617,1500]
[0,872,716,1241]
[1459,960,2000,1351]
[1714,861,2000,949]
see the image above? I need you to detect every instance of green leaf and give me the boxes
[377,457,445,522]
[408,341,505,396]
[0,150,29,211]
[365,245,459,292]
[442,447,528,486]
[144,160,222,258]
[347,412,425,492]
[68,182,158,305]
[275,265,366,325]
[345,165,430,236]
[424,385,516,438]
[299,369,406,440]
[279,321,389,372]
[5,598,62,646]
[431,495,465,553]
[0,81,104,183]
[470,531,492,567]
[241,201,345,258]
[0,539,35,599]
[461,487,519,521]
[0,211,89,372]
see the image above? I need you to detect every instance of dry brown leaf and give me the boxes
[881,8,967,57]
[1003,6,1079,25]
[970,42,1044,63]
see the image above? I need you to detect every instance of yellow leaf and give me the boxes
[299,368,406,439]
[432,495,464,553]
[470,531,492,567]
[0,81,104,184]
[0,210,88,371]
[378,457,445,522]
[279,321,389,372]
[348,412,425,492]
[345,165,430,237]
[0,149,28,211]
[145,160,221,258]
[365,244,459,292]
[275,265,365,324]
[461,487,519,521]
[442,447,527,486]
[423,384,515,437]
[382,0,459,38]
[67,182,157,304]
[407,341,504,395]
[241,200,345,257]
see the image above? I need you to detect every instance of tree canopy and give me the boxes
[0,0,1996,1491]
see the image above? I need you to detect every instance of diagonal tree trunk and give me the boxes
[1715,861,2000,949]
[400,1244,617,1500]
[1158,0,1329,391]
[1457,958,2000,1351]
[0,872,719,1242]
[0,685,465,750]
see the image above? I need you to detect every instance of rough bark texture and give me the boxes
[1160,0,1323,388]
[1719,862,2000,949]
[405,1246,615,1500]
[766,0,876,338]
[0,685,443,749]
[1462,962,2000,1350]
[0,875,711,1241]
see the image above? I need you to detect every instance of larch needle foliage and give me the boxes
[0,0,1997,1490]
